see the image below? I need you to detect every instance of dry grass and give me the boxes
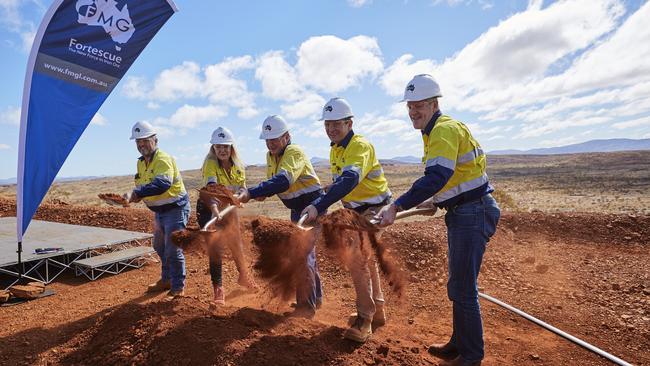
[1,150,648,217]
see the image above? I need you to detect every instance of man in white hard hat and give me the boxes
[376,74,500,366]
[237,115,324,318]
[128,121,191,298]
[301,97,391,343]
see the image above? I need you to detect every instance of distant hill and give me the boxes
[490,138,650,155]
[310,157,329,167]
[0,175,102,186]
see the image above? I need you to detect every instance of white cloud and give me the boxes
[122,56,259,121]
[354,112,417,142]
[432,0,494,10]
[0,106,20,125]
[612,116,650,129]
[90,113,107,126]
[150,61,202,101]
[146,102,160,110]
[379,0,650,142]
[539,135,578,147]
[347,0,372,7]
[255,51,303,101]
[380,55,437,97]
[280,93,326,120]
[167,104,229,129]
[296,35,383,93]
[0,143,10,150]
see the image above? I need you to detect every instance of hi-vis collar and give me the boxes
[330,130,355,148]
[422,111,442,136]
[138,148,159,161]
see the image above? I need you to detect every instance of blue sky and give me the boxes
[1,0,649,179]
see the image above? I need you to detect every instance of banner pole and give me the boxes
[17,241,23,281]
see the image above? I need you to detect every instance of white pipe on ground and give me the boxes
[478,292,632,366]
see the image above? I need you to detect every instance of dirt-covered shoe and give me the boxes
[146,279,171,293]
[373,303,386,326]
[288,305,316,319]
[428,342,459,360]
[213,285,225,305]
[166,288,185,298]
[348,304,386,327]
[343,316,372,343]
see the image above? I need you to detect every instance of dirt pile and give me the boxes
[171,224,205,250]
[320,209,406,297]
[250,217,314,301]
[97,193,129,207]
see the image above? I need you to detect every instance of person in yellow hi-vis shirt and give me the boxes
[237,115,324,318]
[196,126,254,305]
[377,75,500,366]
[128,121,190,299]
[301,97,391,343]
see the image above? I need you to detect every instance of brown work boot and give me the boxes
[428,342,459,360]
[166,288,185,299]
[213,285,225,305]
[146,279,171,293]
[343,316,372,343]
[288,305,316,319]
[439,355,481,366]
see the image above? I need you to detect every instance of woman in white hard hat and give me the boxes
[197,126,255,305]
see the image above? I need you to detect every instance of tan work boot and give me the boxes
[166,288,184,298]
[373,303,386,326]
[348,303,386,327]
[213,285,225,305]
[146,279,171,293]
[343,316,372,343]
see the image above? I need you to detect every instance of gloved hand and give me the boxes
[377,203,399,227]
[300,205,318,224]
[127,191,141,203]
[236,188,251,203]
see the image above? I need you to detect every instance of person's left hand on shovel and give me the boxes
[126,191,141,203]
[376,203,400,227]
[300,205,318,224]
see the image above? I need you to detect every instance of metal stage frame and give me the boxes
[0,217,153,288]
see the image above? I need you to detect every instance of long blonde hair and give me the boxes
[203,143,244,172]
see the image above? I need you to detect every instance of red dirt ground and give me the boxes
[0,197,648,365]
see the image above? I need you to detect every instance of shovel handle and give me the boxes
[369,207,437,225]
[201,204,236,231]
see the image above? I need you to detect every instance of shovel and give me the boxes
[298,207,437,231]
[369,207,437,225]
[201,204,237,232]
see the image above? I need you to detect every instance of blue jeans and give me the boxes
[445,194,500,362]
[291,209,323,310]
[153,201,191,291]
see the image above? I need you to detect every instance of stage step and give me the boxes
[73,246,156,280]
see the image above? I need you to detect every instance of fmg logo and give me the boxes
[76,0,135,51]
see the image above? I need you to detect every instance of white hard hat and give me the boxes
[319,97,354,121]
[259,115,289,140]
[400,74,442,102]
[210,126,235,145]
[130,121,156,140]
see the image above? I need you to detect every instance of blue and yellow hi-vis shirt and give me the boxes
[248,143,322,211]
[395,111,493,210]
[134,149,188,212]
[201,158,246,192]
[312,131,391,214]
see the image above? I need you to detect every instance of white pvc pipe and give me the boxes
[478,292,632,366]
